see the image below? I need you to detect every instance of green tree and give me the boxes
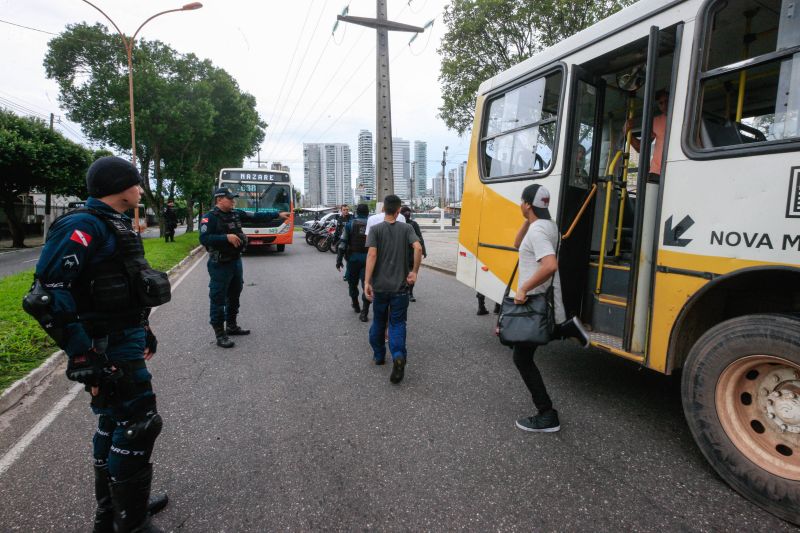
[438,0,635,135]
[44,24,265,235]
[0,109,92,247]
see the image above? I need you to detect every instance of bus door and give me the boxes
[559,26,681,354]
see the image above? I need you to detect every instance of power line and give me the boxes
[261,3,328,152]
[0,18,58,36]
[261,0,317,149]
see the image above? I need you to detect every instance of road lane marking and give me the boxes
[0,251,207,477]
[22,258,39,263]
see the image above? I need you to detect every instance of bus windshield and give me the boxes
[223,182,292,213]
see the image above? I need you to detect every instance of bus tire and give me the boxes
[276,244,285,252]
[682,313,800,525]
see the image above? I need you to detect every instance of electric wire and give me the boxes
[261,1,317,150]
[261,2,328,153]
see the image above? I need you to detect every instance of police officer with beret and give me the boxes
[199,187,289,348]
[25,156,171,532]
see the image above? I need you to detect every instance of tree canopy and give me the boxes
[0,109,94,246]
[438,0,635,135]
[44,23,265,232]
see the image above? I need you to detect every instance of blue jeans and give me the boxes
[368,291,409,362]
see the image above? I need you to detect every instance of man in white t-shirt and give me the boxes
[510,183,588,434]
[365,204,405,235]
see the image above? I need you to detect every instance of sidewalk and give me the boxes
[421,229,458,274]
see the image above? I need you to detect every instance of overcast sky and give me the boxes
[0,0,471,193]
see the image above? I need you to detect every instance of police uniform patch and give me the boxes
[61,254,80,271]
[201,224,207,233]
[201,218,208,223]
[70,229,92,247]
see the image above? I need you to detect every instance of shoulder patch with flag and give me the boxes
[201,218,208,223]
[69,229,92,247]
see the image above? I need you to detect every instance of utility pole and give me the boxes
[410,161,416,207]
[338,1,424,204]
[440,146,448,208]
[44,113,55,240]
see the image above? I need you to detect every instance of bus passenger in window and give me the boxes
[572,144,590,188]
[625,89,669,183]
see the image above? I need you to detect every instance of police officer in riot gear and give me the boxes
[336,203,371,321]
[25,156,171,533]
[199,187,289,347]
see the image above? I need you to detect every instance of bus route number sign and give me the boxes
[222,171,289,183]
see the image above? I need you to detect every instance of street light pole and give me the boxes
[80,1,202,232]
[440,146,448,208]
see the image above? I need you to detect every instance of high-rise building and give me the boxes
[457,161,467,200]
[303,143,353,206]
[357,130,375,201]
[447,168,458,205]
[271,162,290,172]
[392,138,411,202]
[413,141,427,198]
[432,170,444,202]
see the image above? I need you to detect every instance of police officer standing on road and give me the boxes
[199,187,289,348]
[25,156,172,532]
[162,200,178,243]
[336,203,371,321]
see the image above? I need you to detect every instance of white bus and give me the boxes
[217,168,295,251]
[457,0,800,522]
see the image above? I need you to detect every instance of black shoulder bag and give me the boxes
[496,237,560,347]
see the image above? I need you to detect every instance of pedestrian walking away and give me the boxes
[337,203,371,321]
[399,206,426,302]
[162,200,178,243]
[23,156,172,532]
[199,187,289,348]
[364,195,422,384]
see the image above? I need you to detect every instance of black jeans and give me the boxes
[512,344,553,413]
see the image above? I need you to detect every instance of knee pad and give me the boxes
[123,410,163,442]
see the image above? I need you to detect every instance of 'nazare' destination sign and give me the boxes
[221,170,290,183]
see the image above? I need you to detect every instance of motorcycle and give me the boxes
[315,218,339,252]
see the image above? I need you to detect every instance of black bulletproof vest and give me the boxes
[50,208,168,320]
[210,208,245,261]
[348,219,368,254]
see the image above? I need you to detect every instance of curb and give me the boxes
[421,262,456,277]
[0,244,205,416]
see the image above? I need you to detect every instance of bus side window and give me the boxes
[693,0,800,150]
[481,70,563,180]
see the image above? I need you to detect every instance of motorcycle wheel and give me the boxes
[305,232,314,245]
[316,236,331,252]
[329,240,339,254]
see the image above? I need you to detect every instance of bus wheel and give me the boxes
[682,314,800,525]
[276,244,285,252]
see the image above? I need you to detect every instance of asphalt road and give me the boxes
[0,246,42,279]
[0,242,795,531]
[0,226,187,280]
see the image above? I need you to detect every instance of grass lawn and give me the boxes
[0,231,200,394]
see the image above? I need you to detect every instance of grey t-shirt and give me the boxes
[366,220,419,293]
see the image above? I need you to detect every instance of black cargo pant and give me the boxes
[512,344,553,413]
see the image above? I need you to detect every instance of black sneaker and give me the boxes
[389,357,406,384]
[351,299,361,313]
[515,409,560,433]
[226,324,250,336]
[557,317,590,348]
[476,306,489,316]
[374,358,385,366]
[359,310,369,322]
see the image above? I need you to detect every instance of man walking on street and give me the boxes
[364,195,422,384]
[199,187,289,348]
[337,203,371,321]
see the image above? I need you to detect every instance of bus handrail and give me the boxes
[562,184,598,240]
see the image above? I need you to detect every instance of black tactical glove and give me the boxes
[336,260,344,270]
[144,326,158,355]
[66,350,120,386]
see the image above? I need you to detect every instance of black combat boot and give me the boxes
[351,297,361,313]
[93,465,114,533]
[110,464,163,533]
[213,324,235,348]
[359,301,370,322]
[225,318,250,336]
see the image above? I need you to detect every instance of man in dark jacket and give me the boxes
[27,156,170,532]
[337,203,370,321]
[162,201,178,242]
[399,206,426,302]
[199,187,289,348]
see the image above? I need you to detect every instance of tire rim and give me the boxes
[716,355,800,480]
